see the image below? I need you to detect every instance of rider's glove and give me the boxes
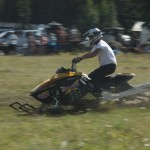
[72,57,82,63]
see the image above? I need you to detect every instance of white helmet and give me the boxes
[83,28,103,46]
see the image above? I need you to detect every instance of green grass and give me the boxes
[0,52,150,150]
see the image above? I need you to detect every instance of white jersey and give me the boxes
[91,40,117,66]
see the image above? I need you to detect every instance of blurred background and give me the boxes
[0,0,150,55]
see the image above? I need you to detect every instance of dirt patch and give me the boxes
[115,88,150,107]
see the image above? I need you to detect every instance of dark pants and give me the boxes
[88,63,116,91]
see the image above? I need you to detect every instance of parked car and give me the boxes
[0,30,15,54]
[0,30,15,42]
[131,21,150,46]
[0,29,42,55]
[102,27,131,46]
[0,29,13,34]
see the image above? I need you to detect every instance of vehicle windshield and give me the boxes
[56,67,69,74]
[0,32,7,38]
[0,31,14,38]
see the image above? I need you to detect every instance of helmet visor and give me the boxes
[88,35,93,41]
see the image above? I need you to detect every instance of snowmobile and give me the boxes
[10,61,139,114]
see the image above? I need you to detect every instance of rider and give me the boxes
[73,28,117,94]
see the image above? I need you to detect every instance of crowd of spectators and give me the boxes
[0,25,81,55]
[0,24,149,55]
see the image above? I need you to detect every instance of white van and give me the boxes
[0,29,42,54]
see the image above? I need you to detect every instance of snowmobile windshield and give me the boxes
[56,67,70,74]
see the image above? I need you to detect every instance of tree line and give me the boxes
[0,0,149,32]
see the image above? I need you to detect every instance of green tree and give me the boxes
[109,1,120,27]
[30,0,49,24]
[1,0,18,22]
[134,0,150,22]
[30,0,82,27]
[115,0,142,30]
[97,0,119,29]
[78,0,99,32]
[98,0,110,28]
[0,0,149,32]
[16,0,31,25]
[0,0,4,21]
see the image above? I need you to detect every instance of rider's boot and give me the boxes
[86,81,94,90]
[86,81,102,98]
[93,88,102,98]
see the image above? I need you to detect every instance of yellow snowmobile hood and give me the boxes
[31,71,82,92]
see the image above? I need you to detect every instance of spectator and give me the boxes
[47,32,57,53]
[26,32,36,55]
[55,26,68,50]
[39,33,48,55]
[140,42,150,53]
[69,25,81,50]
[7,32,18,54]
[16,31,24,55]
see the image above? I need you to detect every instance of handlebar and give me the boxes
[71,61,77,72]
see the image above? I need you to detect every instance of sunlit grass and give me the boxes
[0,52,150,150]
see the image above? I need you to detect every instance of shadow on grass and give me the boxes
[14,100,119,117]
[13,93,150,117]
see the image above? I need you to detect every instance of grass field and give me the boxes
[0,52,150,150]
